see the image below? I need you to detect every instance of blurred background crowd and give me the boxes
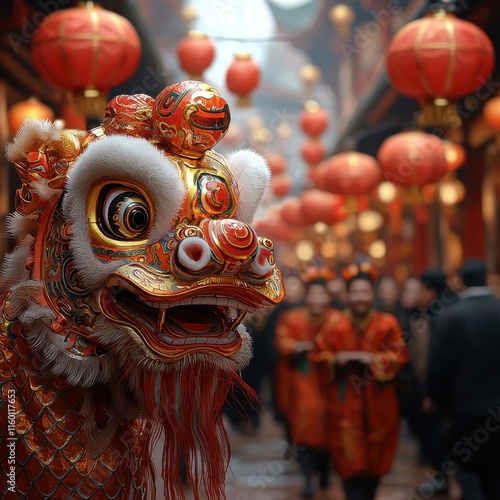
[224,259,500,500]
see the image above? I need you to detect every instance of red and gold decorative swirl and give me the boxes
[200,219,258,262]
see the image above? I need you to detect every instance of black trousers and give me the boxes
[449,415,500,500]
[343,476,380,500]
[296,446,329,491]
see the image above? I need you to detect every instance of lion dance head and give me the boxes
[1,81,283,499]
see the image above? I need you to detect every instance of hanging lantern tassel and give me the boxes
[31,2,141,118]
[225,52,260,108]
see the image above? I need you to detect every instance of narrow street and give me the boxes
[184,409,453,500]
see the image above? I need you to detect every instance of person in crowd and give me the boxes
[392,277,428,462]
[311,261,408,500]
[224,275,306,432]
[374,276,400,314]
[327,277,347,310]
[275,268,338,498]
[415,268,457,495]
[426,260,500,500]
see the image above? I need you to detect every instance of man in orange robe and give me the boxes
[275,272,341,498]
[311,263,409,500]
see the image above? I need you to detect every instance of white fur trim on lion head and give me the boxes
[226,149,270,224]
[62,135,186,290]
[5,119,62,162]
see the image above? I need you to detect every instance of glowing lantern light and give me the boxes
[483,96,500,132]
[369,239,386,259]
[358,210,384,232]
[443,141,466,171]
[439,178,466,206]
[377,181,397,204]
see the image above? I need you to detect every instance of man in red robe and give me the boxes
[275,270,341,498]
[311,262,409,500]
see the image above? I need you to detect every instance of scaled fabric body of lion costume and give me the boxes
[0,81,284,499]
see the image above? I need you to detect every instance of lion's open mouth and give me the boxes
[99,288,255,358]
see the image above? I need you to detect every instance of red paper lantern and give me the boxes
[8,97,54,136]
[387,9,494,127]
[32,3,141,117]
[378,131,447,186]
[483,96,500,131]
[301,139,326,165]
[280,197,309,227]
[271,174,292,198]
[254,215,298,244]
[319,151,381,195]
[225,52,260,107]
[267,153,287,175]
[177,31,215,81]
[300,189,345,225]
[299,101,329,138]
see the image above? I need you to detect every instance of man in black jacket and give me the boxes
[426,260,500,500]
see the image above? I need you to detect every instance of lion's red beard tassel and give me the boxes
[129,361,248,500]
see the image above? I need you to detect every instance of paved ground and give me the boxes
[184,409,458,500]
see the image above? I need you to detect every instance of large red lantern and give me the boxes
[387,8,494,128]
[300,189,346,225]
[319,151,381,195]
[31,2,141,117]
[377,131,447,186]
[8,97,54,136]
[225,52,260,107]
[177,31,215,81]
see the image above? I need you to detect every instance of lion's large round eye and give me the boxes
[99,186,151,240]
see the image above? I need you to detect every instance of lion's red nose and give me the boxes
[171,219,275,283]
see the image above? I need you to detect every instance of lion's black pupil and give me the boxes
[130,207,147,229]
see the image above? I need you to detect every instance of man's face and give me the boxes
[400,278,422,309]
[305,283,331,316]
[377,277,399,305]
[347,279,374,316]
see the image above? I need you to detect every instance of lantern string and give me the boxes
[160,31,306,44]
